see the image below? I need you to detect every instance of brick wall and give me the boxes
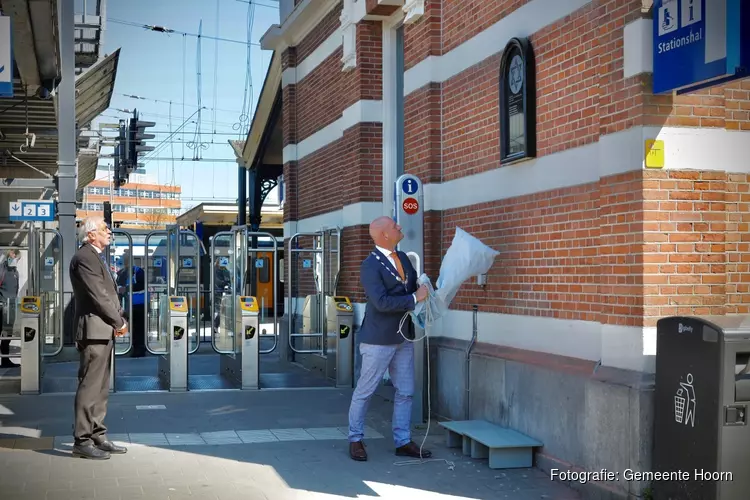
[399,0,750,330]
[282,0,750,334]
[282,2,384,300]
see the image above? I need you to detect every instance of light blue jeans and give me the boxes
[348,341,414,448]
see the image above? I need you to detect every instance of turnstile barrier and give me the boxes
[329,296,354,388]
[157,295,189,392]
[219,296,260,390]
[19,296,41,395]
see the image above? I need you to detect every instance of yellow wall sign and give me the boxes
[645,139,665,169]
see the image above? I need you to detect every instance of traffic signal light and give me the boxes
[128,109,156,162]
[114,119,128,188]
[103,201,112,227]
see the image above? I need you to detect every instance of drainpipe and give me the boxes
[465,304,478,420]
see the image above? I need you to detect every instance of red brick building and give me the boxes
[243,1,750,497]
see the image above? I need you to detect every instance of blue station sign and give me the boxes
[653,0,748,94]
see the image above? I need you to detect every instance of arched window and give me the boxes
[499,37,537,165]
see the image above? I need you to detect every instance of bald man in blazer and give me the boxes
[70,216,128,460]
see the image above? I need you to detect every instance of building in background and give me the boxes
[76,168,181,228]
[247,1,750,498]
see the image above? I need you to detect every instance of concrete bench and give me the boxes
[438,420,543,469]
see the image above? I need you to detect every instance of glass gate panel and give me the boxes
[145,232,169,355]
[174,230,202,354]
[0,240,27,364]
[210,231,234,354]
[244,230,279,354]
[287,229,341,356]
[110,231,134,356]
[37,229,63,357]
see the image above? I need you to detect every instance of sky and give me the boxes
[81,0,279,210]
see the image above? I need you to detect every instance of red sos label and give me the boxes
[402,197,419,215]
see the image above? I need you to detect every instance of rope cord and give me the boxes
[392,275,455,469]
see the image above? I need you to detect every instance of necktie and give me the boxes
[390,252,405,281]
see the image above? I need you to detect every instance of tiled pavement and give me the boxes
[0,387,580,499]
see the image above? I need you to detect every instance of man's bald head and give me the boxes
[369,216,403,250]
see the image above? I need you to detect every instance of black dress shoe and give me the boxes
[395,441,432,458]
[72,444,110,460]
[96,440,127,454]
[0,359,19,368]
[349,441,367,461]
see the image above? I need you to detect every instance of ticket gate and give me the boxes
[328,296,354,388]
[299,295,355,387]
[287,229,355,388]
[157,295,189,392]
[19,296,42,395]
[219,296,260,390]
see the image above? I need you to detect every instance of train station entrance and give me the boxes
[0,225,353,395]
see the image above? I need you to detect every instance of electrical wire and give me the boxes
[234,1,255,136]
[213,0,220,135]
[115,93,239,115]
[108,17,261,47]
[393,274,455,469]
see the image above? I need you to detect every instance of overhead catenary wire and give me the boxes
[114,93,239,115]
[108,17,261,47]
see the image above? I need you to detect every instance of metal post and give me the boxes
[237,161,247,226]
[57,0,77,345]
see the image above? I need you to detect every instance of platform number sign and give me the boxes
[9,200,55,222]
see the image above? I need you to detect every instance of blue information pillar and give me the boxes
[394,174,426,424]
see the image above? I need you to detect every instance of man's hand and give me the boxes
[415,284,429,302]
[115,321,128,337]
[117,286,126,295]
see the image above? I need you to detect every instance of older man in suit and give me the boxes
[348,216,432,461]
[70,216,128,460]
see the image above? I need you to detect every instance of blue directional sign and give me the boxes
[653,0,748,94]
[0,16,13,98]
[9,200,55,222]
[401,177,419,195]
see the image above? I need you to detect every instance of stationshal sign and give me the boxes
[653,0,749,94]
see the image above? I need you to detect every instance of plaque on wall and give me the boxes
[499,37,537,164]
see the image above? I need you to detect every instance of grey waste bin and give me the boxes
[653,315,750,500]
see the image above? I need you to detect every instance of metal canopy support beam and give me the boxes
[0,178,56,190]
[248,167,260,232]
[238,160,247,226]
[57,0,77,345]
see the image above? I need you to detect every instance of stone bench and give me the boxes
[438,419,543,469]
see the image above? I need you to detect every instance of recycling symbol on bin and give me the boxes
[339,324,351,339]
[245,325,256,340]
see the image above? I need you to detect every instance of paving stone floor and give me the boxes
[0,372,580,499]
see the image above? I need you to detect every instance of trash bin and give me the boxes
[653,316,750,500]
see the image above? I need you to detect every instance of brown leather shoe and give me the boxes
[349,441,367,461]
[395,441,432,458]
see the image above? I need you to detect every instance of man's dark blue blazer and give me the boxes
[358,248,417,345]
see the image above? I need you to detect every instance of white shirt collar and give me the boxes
[375,245,395,259]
